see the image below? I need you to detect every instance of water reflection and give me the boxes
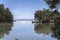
[34,23,60,40]
[34,23,54,34]
[51,24,60,40]
[0,23,13,39]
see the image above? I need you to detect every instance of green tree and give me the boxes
[44,0,60,9]
[0,4,13,22]
[5,8,13,22]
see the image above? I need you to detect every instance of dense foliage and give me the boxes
[0,4,13,22]
[34,0,60,23]
[44,0,60,9]
[34,9,60,23]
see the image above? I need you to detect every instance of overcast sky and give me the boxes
[0,0,48,19]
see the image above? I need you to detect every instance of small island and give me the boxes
[0,4,13,22]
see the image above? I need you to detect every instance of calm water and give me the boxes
[0,21,59,40]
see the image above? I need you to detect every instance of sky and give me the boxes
[0,0,49,19]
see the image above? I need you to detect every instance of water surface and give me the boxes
[0,21,58,40]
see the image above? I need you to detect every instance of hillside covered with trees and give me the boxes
[0,4,13,22]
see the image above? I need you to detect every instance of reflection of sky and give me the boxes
[0,0,48,19]
[1,21,57,40]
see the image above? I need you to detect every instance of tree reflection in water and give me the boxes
[34,21,60,40]
[51,18,60,40]
[34,23,54,34]
[51,26,60,40]
[0,23,13,39]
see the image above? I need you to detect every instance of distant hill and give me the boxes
[14,19,33,21]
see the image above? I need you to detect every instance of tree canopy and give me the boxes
[34,0,60,23]
[44,0,60,9]
[34,8,60,23]
[0,4,13,22]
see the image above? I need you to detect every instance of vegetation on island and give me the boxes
[0,4,13,22]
